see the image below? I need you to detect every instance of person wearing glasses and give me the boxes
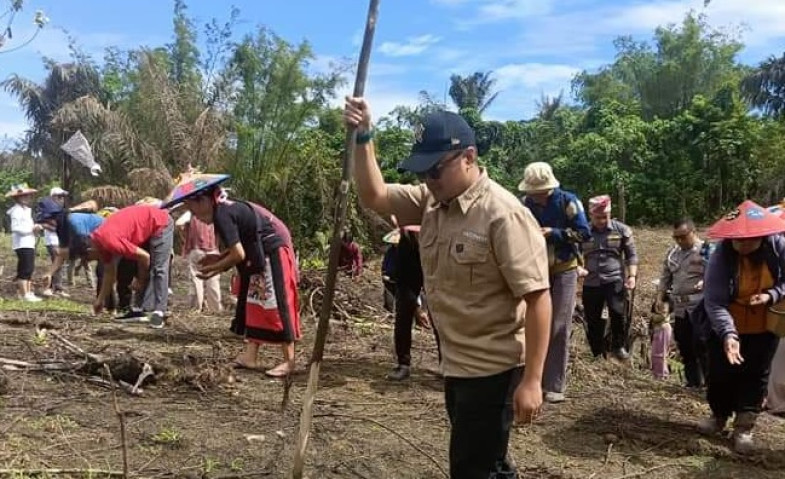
[519,162,591,404]
[657,218,711,388]
[343,98,552,479]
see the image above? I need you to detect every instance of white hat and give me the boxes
[518,162,560,193]
[50,187,68,196]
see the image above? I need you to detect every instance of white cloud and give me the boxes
[0,120,29,143]
[494,63,580,90]
[486,63,581,120]
[476,0,553,21]
[439,0,785,60]
[378,34,441,57]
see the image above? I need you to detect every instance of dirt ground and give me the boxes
[1,228,784,479]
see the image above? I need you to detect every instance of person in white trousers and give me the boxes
[177,210,222,313]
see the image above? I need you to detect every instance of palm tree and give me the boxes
[3,62,104,157]
[2,61,105,188]
[50,50,227,197]
[448,71,500,115]
[535,91,564,121]
[742,53,785,118]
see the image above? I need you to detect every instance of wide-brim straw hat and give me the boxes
[163,173,231,208]
[5,183,37,198]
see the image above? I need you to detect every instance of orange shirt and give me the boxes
[728,256,773,335]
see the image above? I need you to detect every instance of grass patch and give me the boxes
[0,298,88,313]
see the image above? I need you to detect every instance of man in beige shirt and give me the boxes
[344,98,552,479]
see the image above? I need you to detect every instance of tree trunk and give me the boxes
[618,182,627,223]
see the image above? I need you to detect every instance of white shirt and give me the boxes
[7,204,36,250]
[44,228,59,247]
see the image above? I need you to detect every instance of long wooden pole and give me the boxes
[290,1,380,477]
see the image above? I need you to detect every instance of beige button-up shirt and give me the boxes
[384,171,549,377]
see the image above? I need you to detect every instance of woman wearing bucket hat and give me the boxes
[6,183,43,302]
[519,162,591,403]
[699,200,785,453]
[165,172,300,378]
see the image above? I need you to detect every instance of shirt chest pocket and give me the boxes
[687,257,705,275]
[449,238,493,285]
[606,233,622,250]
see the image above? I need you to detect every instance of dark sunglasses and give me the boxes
[416,150,465,181]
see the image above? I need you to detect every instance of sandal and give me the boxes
[265,362,295,378]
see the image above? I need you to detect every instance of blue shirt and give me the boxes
[68,212,104,238]
[523,188,591,265]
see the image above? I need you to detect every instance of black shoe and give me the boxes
[386,365,410,381]
[613,347,630,360]
[114,310,149,324]
[148,312,165,330]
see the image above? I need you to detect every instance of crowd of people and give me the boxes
[4,95,785,478]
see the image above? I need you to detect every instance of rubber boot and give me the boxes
[732,412,757,454]
[697,415,727,436]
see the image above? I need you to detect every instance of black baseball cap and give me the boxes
[398,111,476,173]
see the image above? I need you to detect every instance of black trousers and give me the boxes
[394,287,420,366]
[583,281,627,356]
[97,259,137,311]
[15,248,35,280]
[445,367,521,479]
[707,332,779,418]
[673,311,709,387]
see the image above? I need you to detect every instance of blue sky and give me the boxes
[1,0,784,146]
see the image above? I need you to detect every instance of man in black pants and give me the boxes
[657,218,709,387]
[581,195,639,360]
[387,225,430,381]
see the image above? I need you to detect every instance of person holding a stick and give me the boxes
[344,98,552,478]
[165,173,301,378]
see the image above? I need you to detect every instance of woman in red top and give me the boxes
[89,204,174,329]
[164,173,300,378]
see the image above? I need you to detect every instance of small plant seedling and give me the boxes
[151,426,184,447]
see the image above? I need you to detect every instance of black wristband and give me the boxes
[356,129,373,145]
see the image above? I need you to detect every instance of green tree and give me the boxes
[742,53,785,118]
[448,71,499,115]
[573,13,743,120]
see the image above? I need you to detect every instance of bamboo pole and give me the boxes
[290,1,380,477]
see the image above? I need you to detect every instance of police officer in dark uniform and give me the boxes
[581,195,639,360]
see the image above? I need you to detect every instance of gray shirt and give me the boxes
[581,220,638,287]
[658,241,705,317]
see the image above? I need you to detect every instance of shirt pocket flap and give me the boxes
[450,239,489,264]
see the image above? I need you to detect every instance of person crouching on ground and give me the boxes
[89,203,174,329]
[338,230,363,278]
[700,200,785,453]
[166,173,301,378]
[6,183,42,302]
[649,296,673,380]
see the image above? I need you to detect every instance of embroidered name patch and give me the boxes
[462,230,487,243]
